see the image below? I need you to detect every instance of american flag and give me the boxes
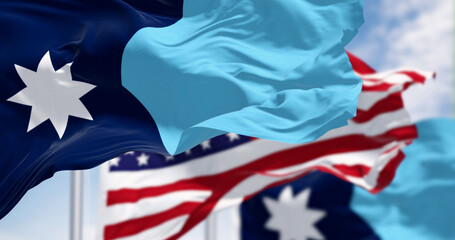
[98,53,433,240]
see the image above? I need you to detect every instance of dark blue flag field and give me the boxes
[0,0,183,218]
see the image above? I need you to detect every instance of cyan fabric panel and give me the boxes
[122,0,364,154]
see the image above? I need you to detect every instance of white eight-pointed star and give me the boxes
[263,186,326,240]
[8,51,96,138]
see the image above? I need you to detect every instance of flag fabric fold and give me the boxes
[0,0,365,219]
[98,54,433,240]
[122,0,365,154]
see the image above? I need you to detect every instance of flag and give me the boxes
[238,119,455,240]
[0,0,364,218]
[97,54,433,240]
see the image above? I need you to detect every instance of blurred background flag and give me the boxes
[238,119,455,240]
[240,171,379,240]
[0,0,364,219]
[97,54,433,240]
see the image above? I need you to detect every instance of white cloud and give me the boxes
[350,0,453,121]
[380,0,435,19]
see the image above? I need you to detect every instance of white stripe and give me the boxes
[355,69,433,111]
[102,190,211,226]
[355,68,433,84]
[362,72,413,85]
[317,109,411,141]
[104,110,412,190]
[115,215,188,240]
[357,84,405,110]
[265,141,402,176]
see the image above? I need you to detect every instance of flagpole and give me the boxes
[206,213,217,240]
[70,170,83,240]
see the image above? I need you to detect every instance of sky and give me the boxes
[348,0,453,121]
[0,1,453,240]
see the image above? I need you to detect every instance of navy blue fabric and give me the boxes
[240,171,380,240]
[0,0,183,219]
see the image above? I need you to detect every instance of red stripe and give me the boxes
[347,52,376,74]
[104,202,200,240]
[107,180,211,206]
[397,71,426,84]
[353,92,404,123]
[332,164,371,178]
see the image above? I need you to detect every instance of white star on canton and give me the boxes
[8,51,96,138]
[201,140,211,150]
[263,186,326,240]
[125,151,135,155]
[165,155,175,161]
[226,132,240,142]
[185,149,192,155]
[109,157,121,167]
[137,153,149,166]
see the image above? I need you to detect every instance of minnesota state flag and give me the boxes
[0,0,363,218]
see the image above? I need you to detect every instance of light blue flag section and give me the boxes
[122,0,364,155]
[352,119,455,240]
